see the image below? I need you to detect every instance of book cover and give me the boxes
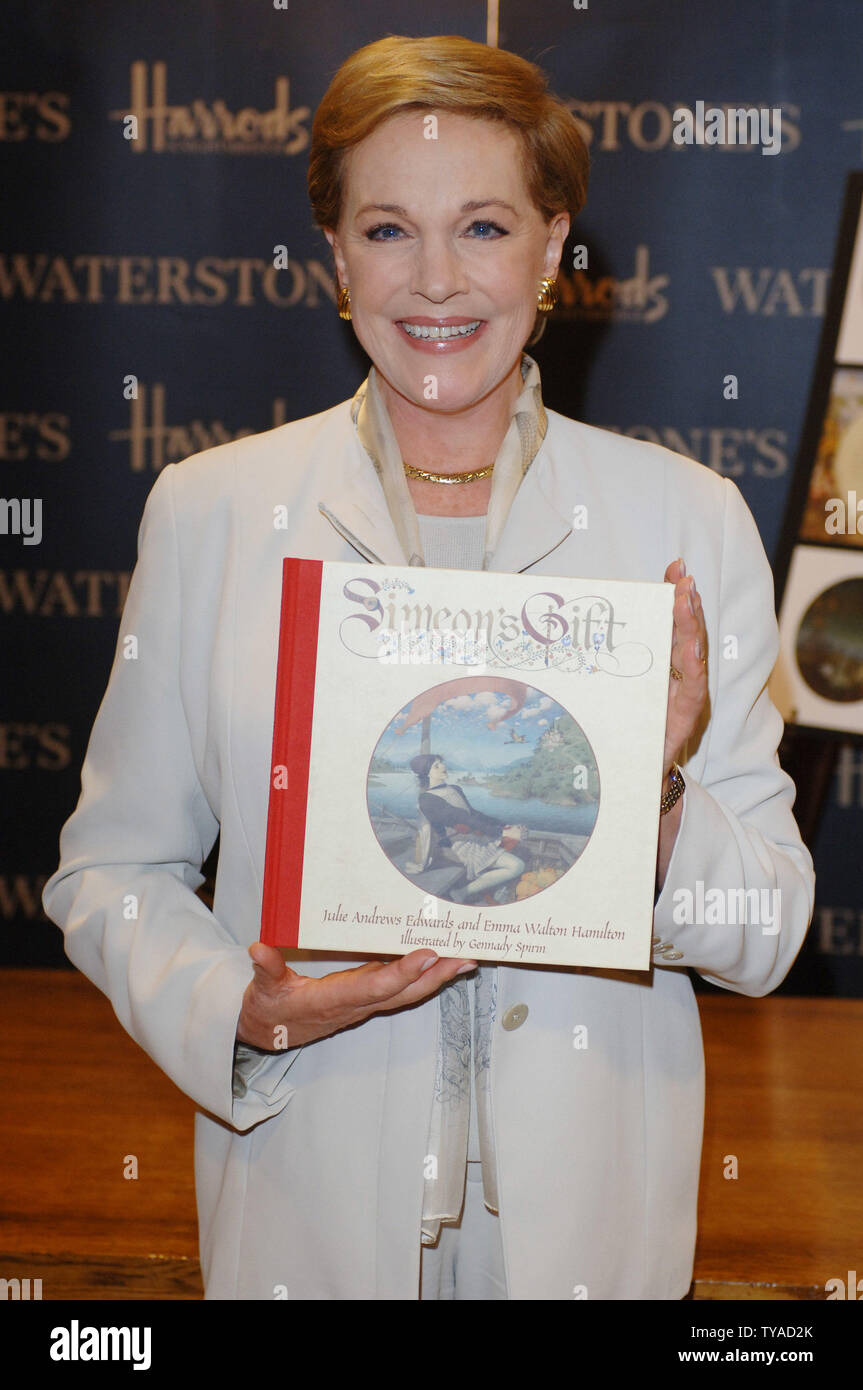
[260,558,675,970]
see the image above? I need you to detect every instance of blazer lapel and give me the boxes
[318,434,409,566]
[487,449,574,574]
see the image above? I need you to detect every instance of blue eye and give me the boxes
[364,220,508,241]
[467,220,508,238]
[365,224,403,241]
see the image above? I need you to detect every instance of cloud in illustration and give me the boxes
[395,677,529,735]
[519,696,554,720]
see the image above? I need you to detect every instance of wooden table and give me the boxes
[1,970,860,1299]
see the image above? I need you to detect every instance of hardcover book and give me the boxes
[260,558,675,970]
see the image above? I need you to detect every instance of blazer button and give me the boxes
[501,1003,529,1031]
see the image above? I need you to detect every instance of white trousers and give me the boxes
[418,1162,508,1300]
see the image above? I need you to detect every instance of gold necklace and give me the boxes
[403,461,494,484]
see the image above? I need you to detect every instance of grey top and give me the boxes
[416,512,486,571]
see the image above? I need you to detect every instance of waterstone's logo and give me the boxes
[0,91,70,141]
[598,424,788,478]
[0,253,337,307]
[109,61,310,153]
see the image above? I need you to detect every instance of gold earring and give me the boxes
[537,276,558,312]
[337,286,351,320]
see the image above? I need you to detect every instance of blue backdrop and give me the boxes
[2,0,861,992]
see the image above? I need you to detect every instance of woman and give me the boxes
[408,752,525,903]
[43,35,814,1300]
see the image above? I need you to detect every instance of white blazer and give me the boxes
[43,394,815,1300]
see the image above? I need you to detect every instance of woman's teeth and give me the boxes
[400,321,482,339]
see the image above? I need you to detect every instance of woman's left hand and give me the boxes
[662,557,708,781]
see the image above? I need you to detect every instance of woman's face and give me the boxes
[428,757,448,786]
[325,111,569,416]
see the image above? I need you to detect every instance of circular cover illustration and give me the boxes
[795,577,863,703]
[366,676,600,906]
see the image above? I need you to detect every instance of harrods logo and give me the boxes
[556,245,669,323]
[109,384,289,473]
[108,61,310,153]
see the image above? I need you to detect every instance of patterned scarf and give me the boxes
[350,353,547,570]
[349,353,548,1241]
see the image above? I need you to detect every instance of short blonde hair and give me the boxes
[308,35,590,342]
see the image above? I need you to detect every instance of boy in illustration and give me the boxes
[408,754,525,903]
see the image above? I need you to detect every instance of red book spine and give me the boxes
[260,557,323,946]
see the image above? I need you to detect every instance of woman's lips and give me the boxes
[395,317,488,353]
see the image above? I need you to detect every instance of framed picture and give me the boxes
[773,545,863,734]
[773,173,863,736]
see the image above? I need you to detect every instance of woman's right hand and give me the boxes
[236,944,477,1052]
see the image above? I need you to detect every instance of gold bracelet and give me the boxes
[660,763,685,815]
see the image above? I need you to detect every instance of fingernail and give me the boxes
[456,962,477,974]
[678,556,686,576]
[419,955,438,973]
[687,588,696,617]
[695,637,703,660]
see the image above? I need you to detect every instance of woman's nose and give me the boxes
[409,237,470,303]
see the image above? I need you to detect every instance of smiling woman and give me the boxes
[322,110,569,502]
[42,33,814,1305]
[309,38,586,516]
